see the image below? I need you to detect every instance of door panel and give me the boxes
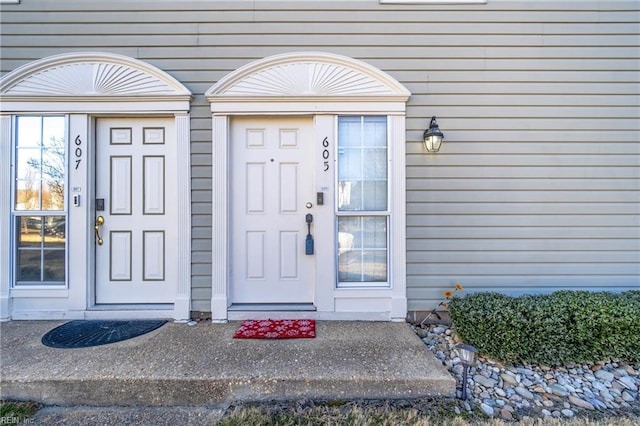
[95,118,175,304]
[231,117,314,304]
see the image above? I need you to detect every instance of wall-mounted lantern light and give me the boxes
[423,116,444,152]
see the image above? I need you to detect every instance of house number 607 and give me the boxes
[322,137,330,172]
[74,135,82,170]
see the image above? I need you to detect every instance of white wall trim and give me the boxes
[206,51,410,107]
[211,115,230,321]
[208,52,410,321]
[0,52,191,113]
[0,53,192,321]
[389,115,408,321]
[1,52,191,98]
[0,116,12,321]
[174,113,192,321]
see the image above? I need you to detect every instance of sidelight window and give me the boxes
[336,116,389,287]
[12,116,67,286]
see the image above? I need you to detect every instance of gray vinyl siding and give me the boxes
[1,0,638,313]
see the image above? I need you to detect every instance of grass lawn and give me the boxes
[218,398,640,426]
[2,398,638,425]
[0,400,41,423]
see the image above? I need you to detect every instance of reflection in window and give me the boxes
[13,116,66,286]
[336,116,389,287]
[15,116,66,211]
[337,116,387,211]
[16,215,66,284]
[338,216,387,283]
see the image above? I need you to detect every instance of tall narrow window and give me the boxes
[13,116,67,286]
[337,116,388,287]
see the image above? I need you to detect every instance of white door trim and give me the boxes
[208,52,410,322]
[0,52,192,321]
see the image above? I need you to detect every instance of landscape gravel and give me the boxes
[414,323,640,421]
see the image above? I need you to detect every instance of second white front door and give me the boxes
[230,117,315,305]
[95,117,176,304]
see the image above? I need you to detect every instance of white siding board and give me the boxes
[1,0,637,313]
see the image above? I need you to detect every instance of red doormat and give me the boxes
[233,319,316,339]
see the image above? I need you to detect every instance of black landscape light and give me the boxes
[456,343,477,400]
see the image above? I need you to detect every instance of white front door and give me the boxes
[231,117,315,305]
[95,118,176,304]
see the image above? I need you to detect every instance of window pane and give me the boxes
[362,216,387,249]
[17,250,41,281]
[43,180,65,210]
[337,216,387,283]
[363,181,387,211]
[41,120,66,210]
[15,148,41,180]
[43,250,65,281]
[17,117,42,148]
[17,216,42,247]
[363,116,387,147]
[337,116,361,147]
[44,216,65,247]
[43,116,65,148]
[337,148,362,181]
[363,148,387,180]
[15,179,40,211]
[338,181,387,211]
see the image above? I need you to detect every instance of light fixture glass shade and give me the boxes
[423,116,444,152]
[424,134,443,152]
[456,343,478,364]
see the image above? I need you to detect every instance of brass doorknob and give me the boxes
[94,216,105,246]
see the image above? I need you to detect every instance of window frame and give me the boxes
[11,114,69,288]
[335,115,391,289]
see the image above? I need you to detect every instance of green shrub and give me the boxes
[448,290,640,365]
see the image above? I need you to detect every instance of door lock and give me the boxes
[94,216,105,246]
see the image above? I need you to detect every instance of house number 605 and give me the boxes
[74,135,82,170]
[322,137,330,172]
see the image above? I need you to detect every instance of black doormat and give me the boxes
[41,320,167,349]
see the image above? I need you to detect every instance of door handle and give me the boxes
[95,216,105,246]
[305,214,314,255]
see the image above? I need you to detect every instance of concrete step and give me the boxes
[1,321,455,407]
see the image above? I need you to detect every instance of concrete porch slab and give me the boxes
[0,321,455,407]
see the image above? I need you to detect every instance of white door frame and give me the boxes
[0,52,192,321]
[207,52,411,322]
